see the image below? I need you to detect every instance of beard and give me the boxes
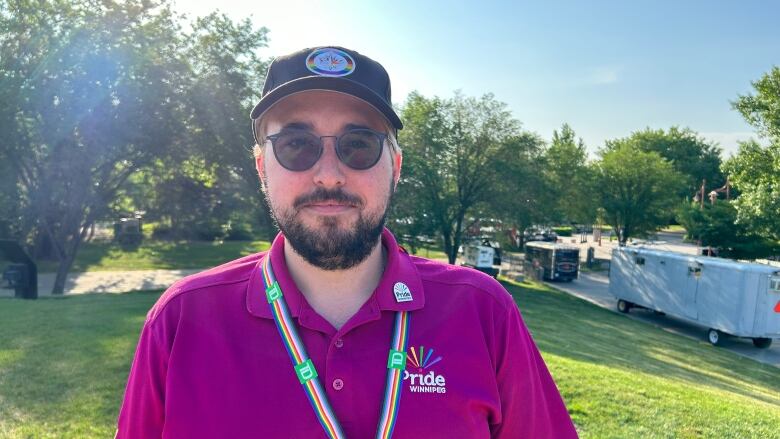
[265,181,394,270]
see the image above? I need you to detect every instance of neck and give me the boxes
[284,236,386,330]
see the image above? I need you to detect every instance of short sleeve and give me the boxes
[115,319,168,438]
[490,301,578,438]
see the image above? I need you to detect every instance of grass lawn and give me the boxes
[1,282,778,438]
[34,240,449,273]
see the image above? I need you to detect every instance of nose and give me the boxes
[311,136,345,187]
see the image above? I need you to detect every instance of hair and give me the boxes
[251,116,401,159]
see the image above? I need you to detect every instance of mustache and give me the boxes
[293,187,364,210]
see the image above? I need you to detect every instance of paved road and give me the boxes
[548,272,780,368]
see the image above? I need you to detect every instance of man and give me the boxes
[117,46,578,438]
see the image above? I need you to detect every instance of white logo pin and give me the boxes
[393,282,413,303]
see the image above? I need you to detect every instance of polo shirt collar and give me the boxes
[246,228,425,320]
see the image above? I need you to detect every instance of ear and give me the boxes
[255,148,266,189]
[392,151,402,189]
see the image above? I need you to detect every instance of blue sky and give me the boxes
[176,0,779,157]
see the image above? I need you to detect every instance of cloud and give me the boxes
[587,66,619,85]
[699,132,768,157]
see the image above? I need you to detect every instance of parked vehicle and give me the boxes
[524,241,579,282]
[524,227,557,243]
[462,242,500,278]
[610,246,780,348]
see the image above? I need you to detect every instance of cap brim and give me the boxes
[250,76,403,130]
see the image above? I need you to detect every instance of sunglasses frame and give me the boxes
[265,128,389,171]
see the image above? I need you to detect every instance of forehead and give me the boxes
[260,90,388,133]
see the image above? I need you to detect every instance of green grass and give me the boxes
[408,246,449,261]
[35,240,447,274]
[0,291,161,438]
[35,240,272,273]
[1,282,778,438]
[508,279,780,438]
[660,224,687,233]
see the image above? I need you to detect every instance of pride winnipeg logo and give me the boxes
[403,346,446,394]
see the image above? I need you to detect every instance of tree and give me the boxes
[725,66,780,242]
[114,12,273,241]
[398,91,527,263]
[0,0,188,294]
[489,132,550,249]
[182,12,274,240]
[593,140,684,244]
[543,123,597,224]
[677,200,779,259]
[610,127,724,199]
[733,66,780,139]
[721,140,780,241]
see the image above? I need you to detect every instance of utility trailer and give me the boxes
[463,244,499,278]
[524,241,580,282]
[610,246,780,348]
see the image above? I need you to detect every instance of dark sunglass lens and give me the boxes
[274,132,320,171]
[338,130,382,169]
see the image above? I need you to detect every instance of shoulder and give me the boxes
[409,255,516,311]
[145,251,266,324]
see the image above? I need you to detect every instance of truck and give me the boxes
[610,246,780,348]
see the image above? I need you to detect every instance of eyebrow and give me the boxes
[278,122,377,133]
[279,121,314,132]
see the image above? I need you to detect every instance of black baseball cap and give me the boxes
[250,46,403,141]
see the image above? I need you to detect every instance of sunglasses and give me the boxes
[266,128,389,171]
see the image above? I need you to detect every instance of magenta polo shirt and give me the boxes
[116,229,577,438]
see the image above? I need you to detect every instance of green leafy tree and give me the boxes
[593,140,684,244]
[398,91,528,263]
[677,200,779,259]
[612,127,724,198]
[485,131,550,249]
[182,12,274,240]
[733,66,780,139]
[115,12,272,241]
[0,0,189,294]
[722,140,780,241]
[725,66,780,242]
[544,123,597,224]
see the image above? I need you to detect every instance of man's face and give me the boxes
[256,90,401,270]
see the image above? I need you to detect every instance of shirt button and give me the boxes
[334,338,344,348]
[332,379,344,391]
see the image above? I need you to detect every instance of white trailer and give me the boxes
[609,246,780,348]
[463,244,499,278]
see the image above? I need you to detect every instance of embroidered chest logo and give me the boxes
[403,346,446,394]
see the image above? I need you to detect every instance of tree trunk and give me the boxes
[452,215,464,266]
[50,221,90,295]
[442,229,455,264]
[51,250,78,295]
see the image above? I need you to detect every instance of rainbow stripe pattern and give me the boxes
[376,311,410,439]
[406,346,442,370]
[261,256,410,439]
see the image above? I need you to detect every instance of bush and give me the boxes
[552,226,573,236]
[223,222,255,241]
[151,224,174,240]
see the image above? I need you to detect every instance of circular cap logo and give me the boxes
[306,48,355,77]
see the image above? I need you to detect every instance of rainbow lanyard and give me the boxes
[261,256,411,439]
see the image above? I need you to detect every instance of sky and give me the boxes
[174,0,780,158]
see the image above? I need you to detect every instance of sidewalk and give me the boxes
[0,268,203,298]
[548,272,780,368]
